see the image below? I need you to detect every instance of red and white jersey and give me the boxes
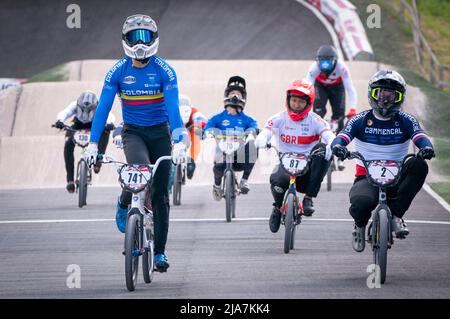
[257,111,335,154]
[306,60,357,108]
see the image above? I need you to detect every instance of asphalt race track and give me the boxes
[0,0,449,299]
[0,184,449,298]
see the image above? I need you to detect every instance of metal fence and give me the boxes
[398,0,450,90]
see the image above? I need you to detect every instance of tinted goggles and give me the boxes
[370,87,403,104]
[125,29,154,46]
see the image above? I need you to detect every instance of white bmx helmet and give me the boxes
[122,14,159,60]
[76,90,98,123]
[179,94,192,125]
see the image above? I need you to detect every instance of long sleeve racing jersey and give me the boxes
[306,60,357,108]
[204,110,258,136]
[331,110,433,176]
[256,111,335,155]
[90,55,184,143]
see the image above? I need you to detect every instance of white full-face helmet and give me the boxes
[76,90,98,123]
[179,94,192,125]
[122,14,159,61]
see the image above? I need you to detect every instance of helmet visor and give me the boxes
[318,58,335,71]
[371,87,403,104]
[125,29,153,46]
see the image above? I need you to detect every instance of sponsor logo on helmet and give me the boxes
[123,76,136,85]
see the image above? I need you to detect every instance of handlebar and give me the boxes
[265,142,323,158]
[51,124,77,133]
[97,153,173,174]
[347,151,417,164]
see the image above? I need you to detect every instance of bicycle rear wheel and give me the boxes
[284,193,296,254]
[173,164,182,206]
[77,160,88,208]
[125,212,140,291]
[373,209,389,284]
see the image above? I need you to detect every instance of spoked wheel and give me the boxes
[142,227,154,284]
[373,209,389,284]
[125,212,140,291]
[284,193,296,254]
[225,170,235,223]
[173,164,182,206]
[77,160,88,208]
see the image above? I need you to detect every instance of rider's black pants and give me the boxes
[349,156,428,227]
[64,119,110,182]
[213,139,258,185]
[119,123,172,255]
[313,82,346,132]
[269,143,330,208]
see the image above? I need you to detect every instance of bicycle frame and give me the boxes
[347,151,415,283]
[281,175,302,225]
[53,124,92,206]
[216,134,247,197]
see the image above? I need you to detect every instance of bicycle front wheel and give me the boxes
[284,193,296,254]
[125,212,140,291]
[77,160,88,208]
[225,170,234,222]
[373,209,389,284]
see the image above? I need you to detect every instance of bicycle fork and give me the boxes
[281,177,302,225]
[368,188,393,249]
[128,192,154,256]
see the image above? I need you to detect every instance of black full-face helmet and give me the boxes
[316,45,338,75]
[368,70,406,117]
[224,76,247,111]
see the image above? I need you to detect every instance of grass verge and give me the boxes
[28,63,69,82]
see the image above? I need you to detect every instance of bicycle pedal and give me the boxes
[155,268,167,273]
[154,265,168,273]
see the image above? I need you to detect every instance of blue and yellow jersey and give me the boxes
[90,55,183,142]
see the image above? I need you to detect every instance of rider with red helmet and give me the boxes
[256,79,336,233]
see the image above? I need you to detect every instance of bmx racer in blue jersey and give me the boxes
[83,14,188,272]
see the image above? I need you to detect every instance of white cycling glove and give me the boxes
[84,143,98,167]
[255,137,268,149]
[325,145,333,161]
[172,142,186,164]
